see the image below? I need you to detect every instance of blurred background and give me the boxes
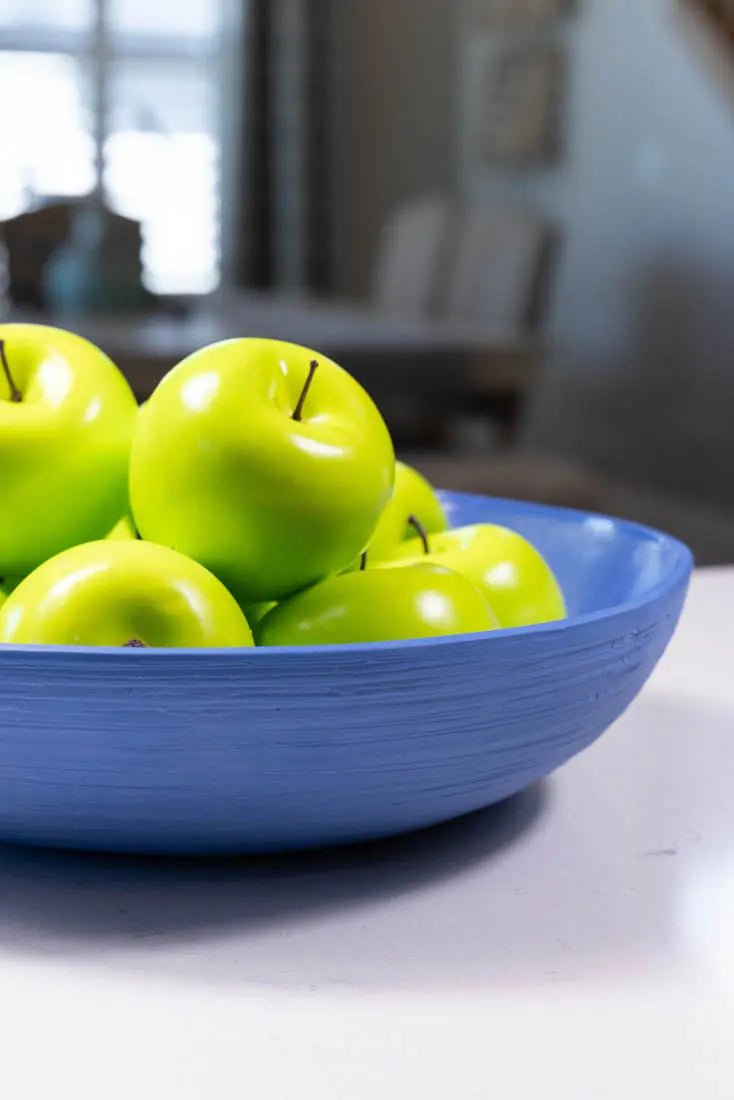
[1,0,734,561]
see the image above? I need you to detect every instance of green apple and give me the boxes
[256,562,498,646]
[0,323,138,575]
[367,461,448,559]
[129,338,395,602]
[0,576,21,609]
[0,572,22,607]
[242,601,277,625]
[0,540,253,648]
[385,524,566,629]
[107,516,138,540]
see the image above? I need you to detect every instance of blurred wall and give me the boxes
[492,0,734,507]
[328,0,458,298]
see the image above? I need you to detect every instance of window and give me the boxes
[0,0,227,294]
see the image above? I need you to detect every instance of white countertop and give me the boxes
[1,568,732,1098]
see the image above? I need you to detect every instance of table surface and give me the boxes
[13,292,538,401]
[14,292,535,359]
[66,290,535,357]
[1,568,731,1098]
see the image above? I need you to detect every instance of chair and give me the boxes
[1,202,72,308]
[371,193,452,317]
[1,200,146,311]
[442,205,555,330]
[371,195,554,330]
[409,339,734,566]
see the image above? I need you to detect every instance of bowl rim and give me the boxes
[0,493,693,660]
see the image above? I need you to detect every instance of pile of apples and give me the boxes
[0,323,565,649]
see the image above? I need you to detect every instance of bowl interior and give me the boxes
[441,492,690,619]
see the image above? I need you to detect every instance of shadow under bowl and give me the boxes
[0,492,692,854]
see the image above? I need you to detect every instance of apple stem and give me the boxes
[292,360,319,422]
[408,514,430,555]
[360,551,368,571]
[0,340,22,403]
[123,639,147,648]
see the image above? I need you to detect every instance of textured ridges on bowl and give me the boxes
[0,494,692,854]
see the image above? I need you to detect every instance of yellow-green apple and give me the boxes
[129,339,395,602]
[0,540,253,648]
[0,323,137,575]
[107,516,138,540]
[241,601,277,625]
[256,562,497,646]
[383,524,566,628]
[367,461,448,559]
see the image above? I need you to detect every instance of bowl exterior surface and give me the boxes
[0,494,692,853]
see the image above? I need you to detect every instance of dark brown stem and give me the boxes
[408,514,430,555]
[123,639,147,648]
[292,360,318,422]
[360,551,368,571]
[0,340,22,403]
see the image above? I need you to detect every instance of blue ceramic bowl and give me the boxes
[0,493,692,855]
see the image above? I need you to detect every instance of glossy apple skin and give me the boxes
[385,524,566,629]
[0,540,254,648]
[367,461,448,559]
[0,324,138,575]
[129,338,395,602]
[256,562,498,646]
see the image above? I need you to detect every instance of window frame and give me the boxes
[0,0,245,292]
